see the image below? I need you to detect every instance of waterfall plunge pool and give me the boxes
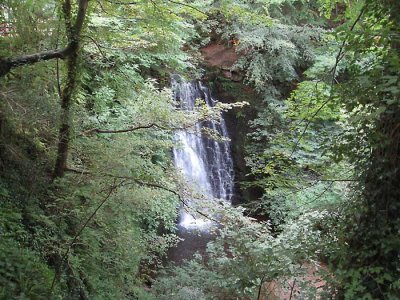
[168,75,235,263]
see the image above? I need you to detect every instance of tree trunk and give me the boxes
[53,49,78,178]
[0,0,88,178]
[53,0,89,178]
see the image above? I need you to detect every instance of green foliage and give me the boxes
[323,2,400,298]
[85,0,205,75]
[0,238,54,299]
[0,0,250,297]
[0,182,50,299]
[0,0,214,298]
[241,0,400,297]
[44,175,180,299]
[212,1,341,232]
[153,205,339,299]
[286,81,339,122]
[233,23,321,91]
[0,0,59,57]
[1,0,399,299]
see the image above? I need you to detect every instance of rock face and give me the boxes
[201,42,238,69]
[199,42,264,205]
[210,77,264,205]
[201,42,244,82]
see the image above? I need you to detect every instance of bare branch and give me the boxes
[303,181,335,206]
[289,96,330,157]
[80,122,195,136]
[128,178,222,224]
[103,0,137,4]
[94,0,139,19]
[102,0,207,16]
[0,49,69,77]
[257,275,266,300]
[318,179,357,182]
[83,35,108,59]
[80,123,166,135]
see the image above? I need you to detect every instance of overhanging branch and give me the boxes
[81,123,163,135]
[0,0,89,78]
[102,0,208,16]
[65,168,222,224]
[80,122,195,136]
[0,48,69,77]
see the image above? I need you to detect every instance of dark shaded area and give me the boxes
[205,72,264,205]
[167,226,214,265]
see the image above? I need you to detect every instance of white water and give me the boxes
[172,75,234,229]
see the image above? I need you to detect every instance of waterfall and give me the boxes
[172,75,234,229]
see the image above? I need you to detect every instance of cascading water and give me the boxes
[172,75,235,229]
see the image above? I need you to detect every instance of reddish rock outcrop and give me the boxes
[201,42,238,69]
[201,42,244,81]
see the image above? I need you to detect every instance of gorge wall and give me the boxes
[199,41,265,205]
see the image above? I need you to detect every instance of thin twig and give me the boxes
[94,0,137,19]
[257,274,266,300]
[81,123,161,135]
[289,97,331,157]
[271,176,355,200]
[102,0,208,16]
[290,7,365,156]
[83,35,107,59]
[166,0,208,16]
[318,179,357,182]
[103,0,137,4]
[80,123,184,135]
[303,181,335,206]
[288,278,297,300]
[110,176,222,224]
[330,6,365,82]
[49,179,121,295]
[64,168,222,224]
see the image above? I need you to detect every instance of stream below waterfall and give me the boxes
[167,75,235,264]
